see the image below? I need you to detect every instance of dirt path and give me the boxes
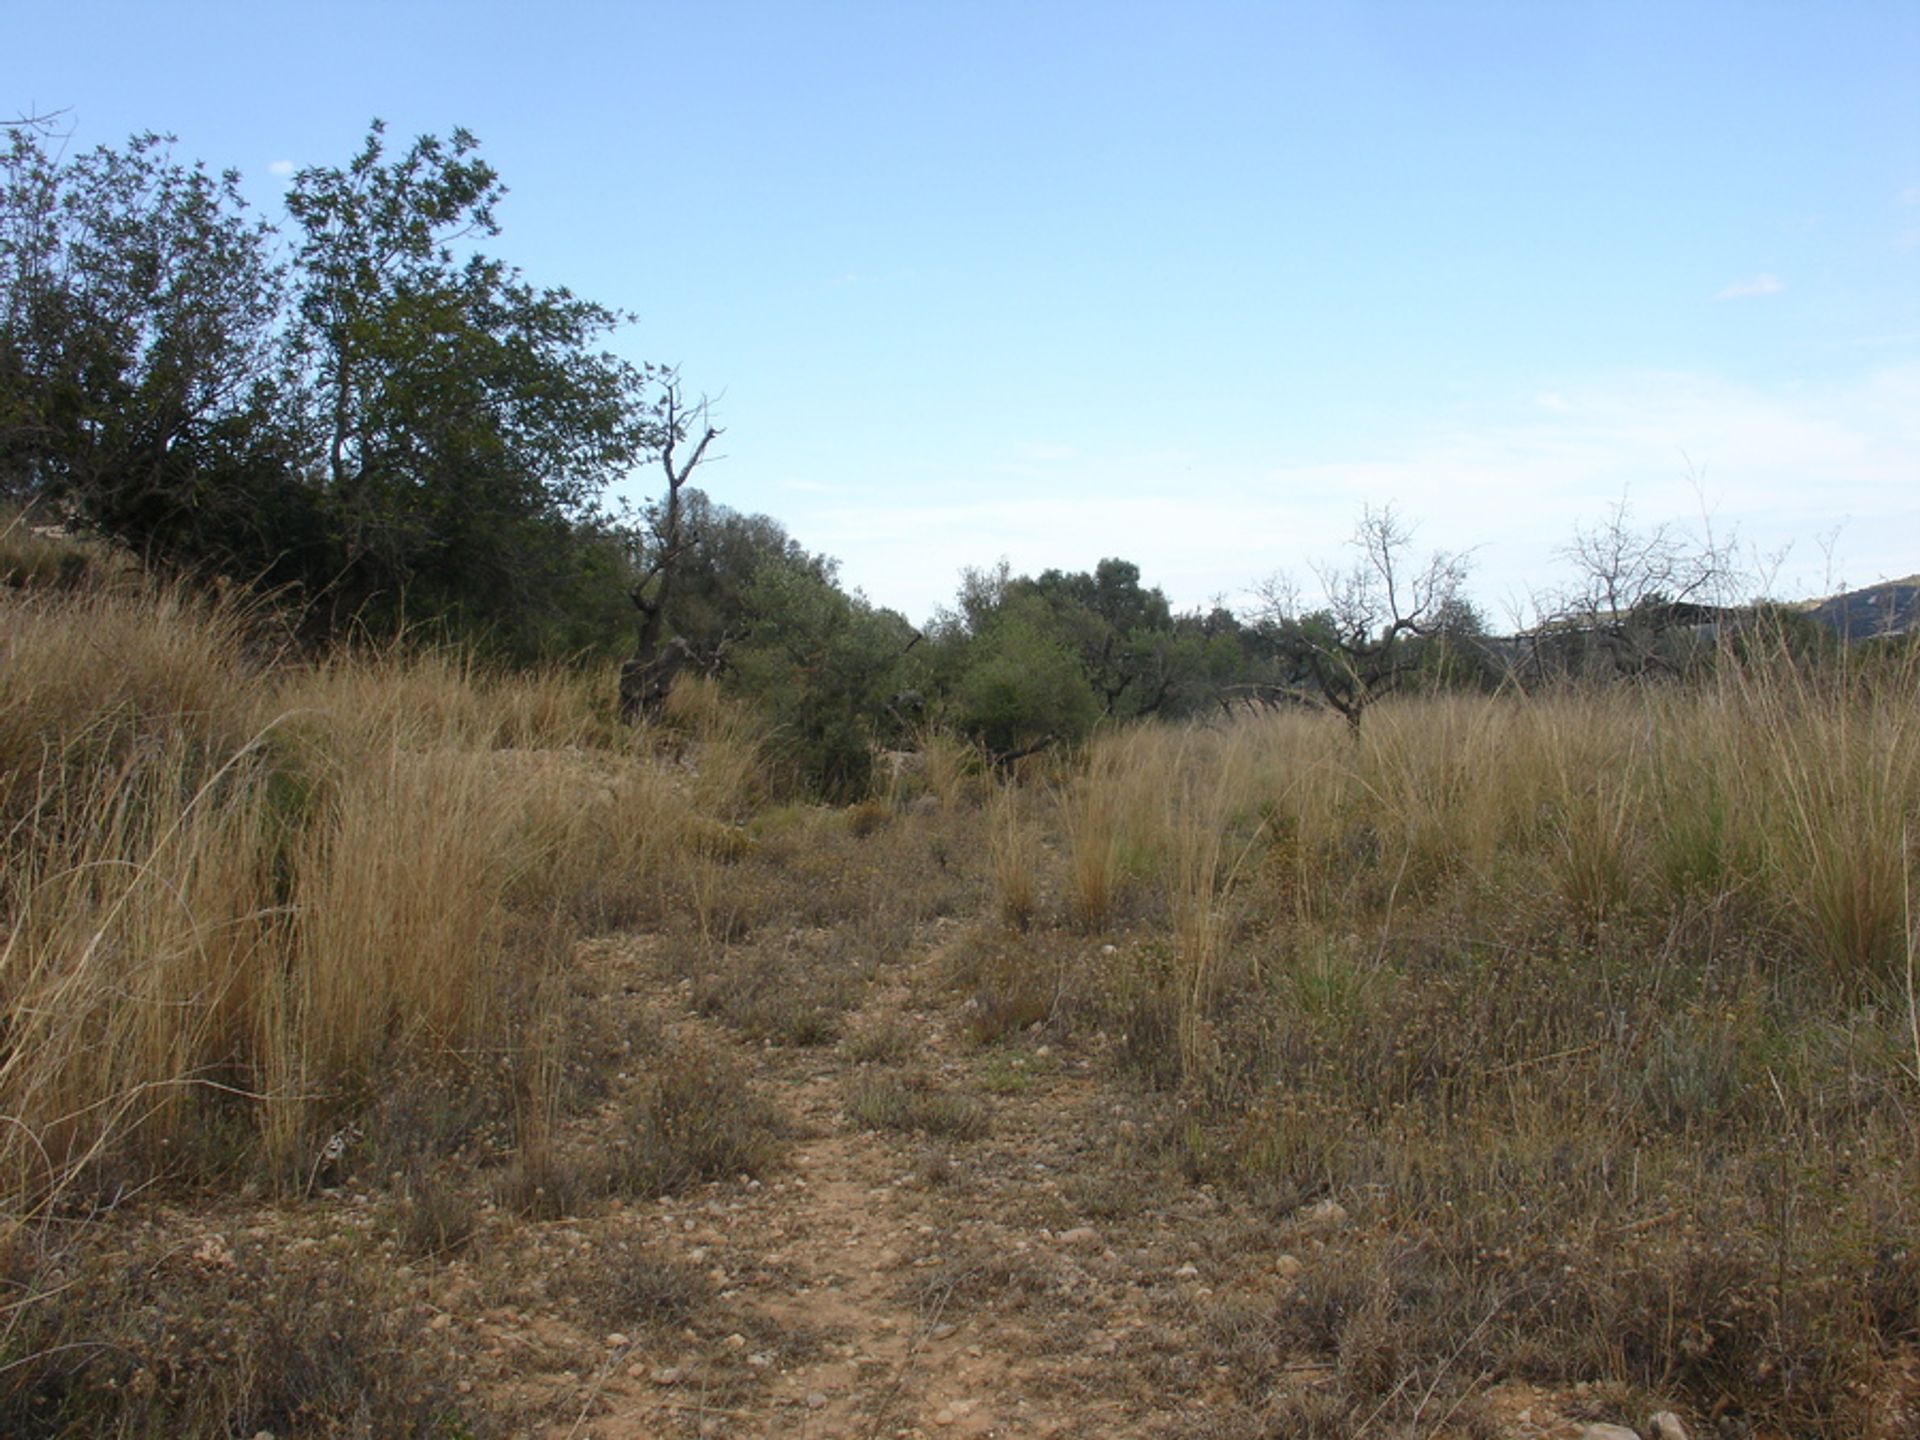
[410,916,1618,1440]
[454,925,1308,1440]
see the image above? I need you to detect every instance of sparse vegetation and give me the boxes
[2,56,1915,1438]
[2,513,1917,1435]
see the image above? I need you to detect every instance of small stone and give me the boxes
[930,1322,958,1340]
[604,1332,629,1348]
[1301,1198,1350,1229]
[723,1332,747,1349]
[1174,1263,1201,1279]
[650,1366,682,1385]
[1058,1226,1100,1247]
[1273,1253,1304,1278]
[1577,1427,1640,1440]
[748,1352,772,1368]
[933,1407,958,1427]
[1649,1414,1690,1440]
[806,1391,828,1409]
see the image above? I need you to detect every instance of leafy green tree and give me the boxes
[283,120,655,647]
[0,130,295,563]
[1406,594,1504,692]
[649,489,837,660]
[729,559,921,798]
[951,602,1100,761]
[1020,558,1184,718]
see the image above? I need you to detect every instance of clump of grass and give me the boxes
[661,674,769,820]
[847,1072,990,1139]
[988,783,1044,930]
[606,1042,784,1197]
[843,1015,919,1064]
[845,797,892,837]
[919,730,980,809]
[0,508,106,591]
[0,575,711,1210]
[570,1246,714,1331]
[392,1163,480,1259]
[692,944,865,1046]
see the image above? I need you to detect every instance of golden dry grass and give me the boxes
[0,569,722,1210]
[4,533,1917,1433]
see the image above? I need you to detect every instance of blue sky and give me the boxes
[8,1,1917,625]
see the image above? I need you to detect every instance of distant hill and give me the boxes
[1800,576,1920,641]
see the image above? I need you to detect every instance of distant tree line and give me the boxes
[6,118,1892,800]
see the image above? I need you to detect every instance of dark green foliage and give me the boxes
[952,606,1100,757]
[0,130,295,560]
[0,121,656,660]
[281,121,654,654]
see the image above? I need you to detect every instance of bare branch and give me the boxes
[1256,506,1468,732]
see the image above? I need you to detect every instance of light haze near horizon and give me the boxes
[7,1,1917,627]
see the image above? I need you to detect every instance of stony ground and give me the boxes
[124,909,1730,1440]
[357,921,1641,1440]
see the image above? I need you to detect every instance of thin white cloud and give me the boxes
[783,366,1920,625]
[1714,273,1785,302]
[266,159,294,178]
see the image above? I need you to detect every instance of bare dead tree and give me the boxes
[619,377,721,722]
[1256,506,1469,733]
[1528,497,1738,683]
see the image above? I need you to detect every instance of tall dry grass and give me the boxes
[0,569,720,1211]
[1025,639,1920,1431]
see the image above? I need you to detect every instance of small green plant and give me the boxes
[847,1073,990,1139]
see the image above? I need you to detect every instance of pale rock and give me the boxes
[1301,1198,1350,1229]
[1058,1226,1100,1247]
[806,1391,828,1409]
[1577,1427,1639,1440]
[1649,1414,1689,1440]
